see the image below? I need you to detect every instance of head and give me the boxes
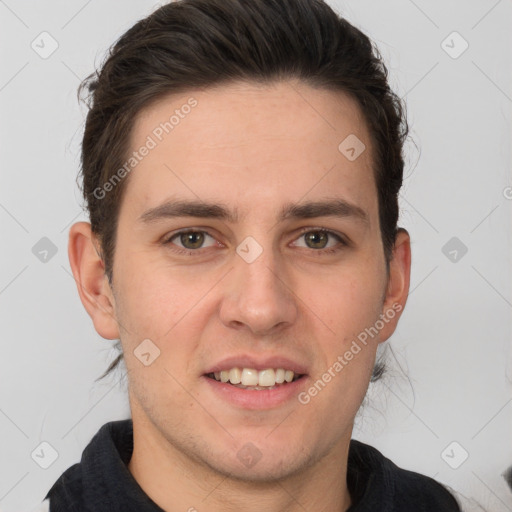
[69,0,410,483]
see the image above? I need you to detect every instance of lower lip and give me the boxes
[202,375,308,410]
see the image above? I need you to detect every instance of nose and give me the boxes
[219,243,298,337]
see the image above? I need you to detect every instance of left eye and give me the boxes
[293,229,343,250]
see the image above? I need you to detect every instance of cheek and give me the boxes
[311,259,386,338]
[113,253,208,342]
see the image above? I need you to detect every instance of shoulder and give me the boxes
[390,463,461,510]
[348,439,461,511]
[43,460,83,511]
[42,419,134,511]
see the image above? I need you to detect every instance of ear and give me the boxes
[68,222,120,340]
[378,228,411,342]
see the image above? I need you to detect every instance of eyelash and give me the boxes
[162,227,347,257]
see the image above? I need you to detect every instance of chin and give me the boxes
[209,452,309,484]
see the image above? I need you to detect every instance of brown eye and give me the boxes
[294,229,345,252]
[304,230,329,249]
[179,231,205,249]
[164,230,216,252]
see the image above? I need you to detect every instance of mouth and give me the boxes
[202,356,309,409]
[205,367,306,390]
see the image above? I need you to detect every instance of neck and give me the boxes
[127,413,353,512]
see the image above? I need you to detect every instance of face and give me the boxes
[73,79,410,482]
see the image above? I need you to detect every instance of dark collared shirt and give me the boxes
[44,419,461,511]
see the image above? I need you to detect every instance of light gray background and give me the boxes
[1,1,511,511]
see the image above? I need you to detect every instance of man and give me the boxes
[41,0,462,510]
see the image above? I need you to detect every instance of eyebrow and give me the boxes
[137,198,369,226]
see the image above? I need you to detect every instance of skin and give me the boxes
[68,79,411,512]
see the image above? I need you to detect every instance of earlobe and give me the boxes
[379,228,411,342]
[68,222,120,340]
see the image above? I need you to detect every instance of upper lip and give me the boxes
[204,355,309,375]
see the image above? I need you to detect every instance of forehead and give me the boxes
[122,80,377,221]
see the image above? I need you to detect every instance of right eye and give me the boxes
[163,229,219,254]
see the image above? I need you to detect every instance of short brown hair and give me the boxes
[77,0,409,380]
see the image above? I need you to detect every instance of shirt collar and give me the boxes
[46,419,390,511]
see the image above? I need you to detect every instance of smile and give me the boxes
[206,367,303,389]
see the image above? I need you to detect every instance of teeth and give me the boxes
[210,367,300,387]
[241,368,259,386]
[258,369,275,387]
[229,367,241,384]
[275,368,285,384]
